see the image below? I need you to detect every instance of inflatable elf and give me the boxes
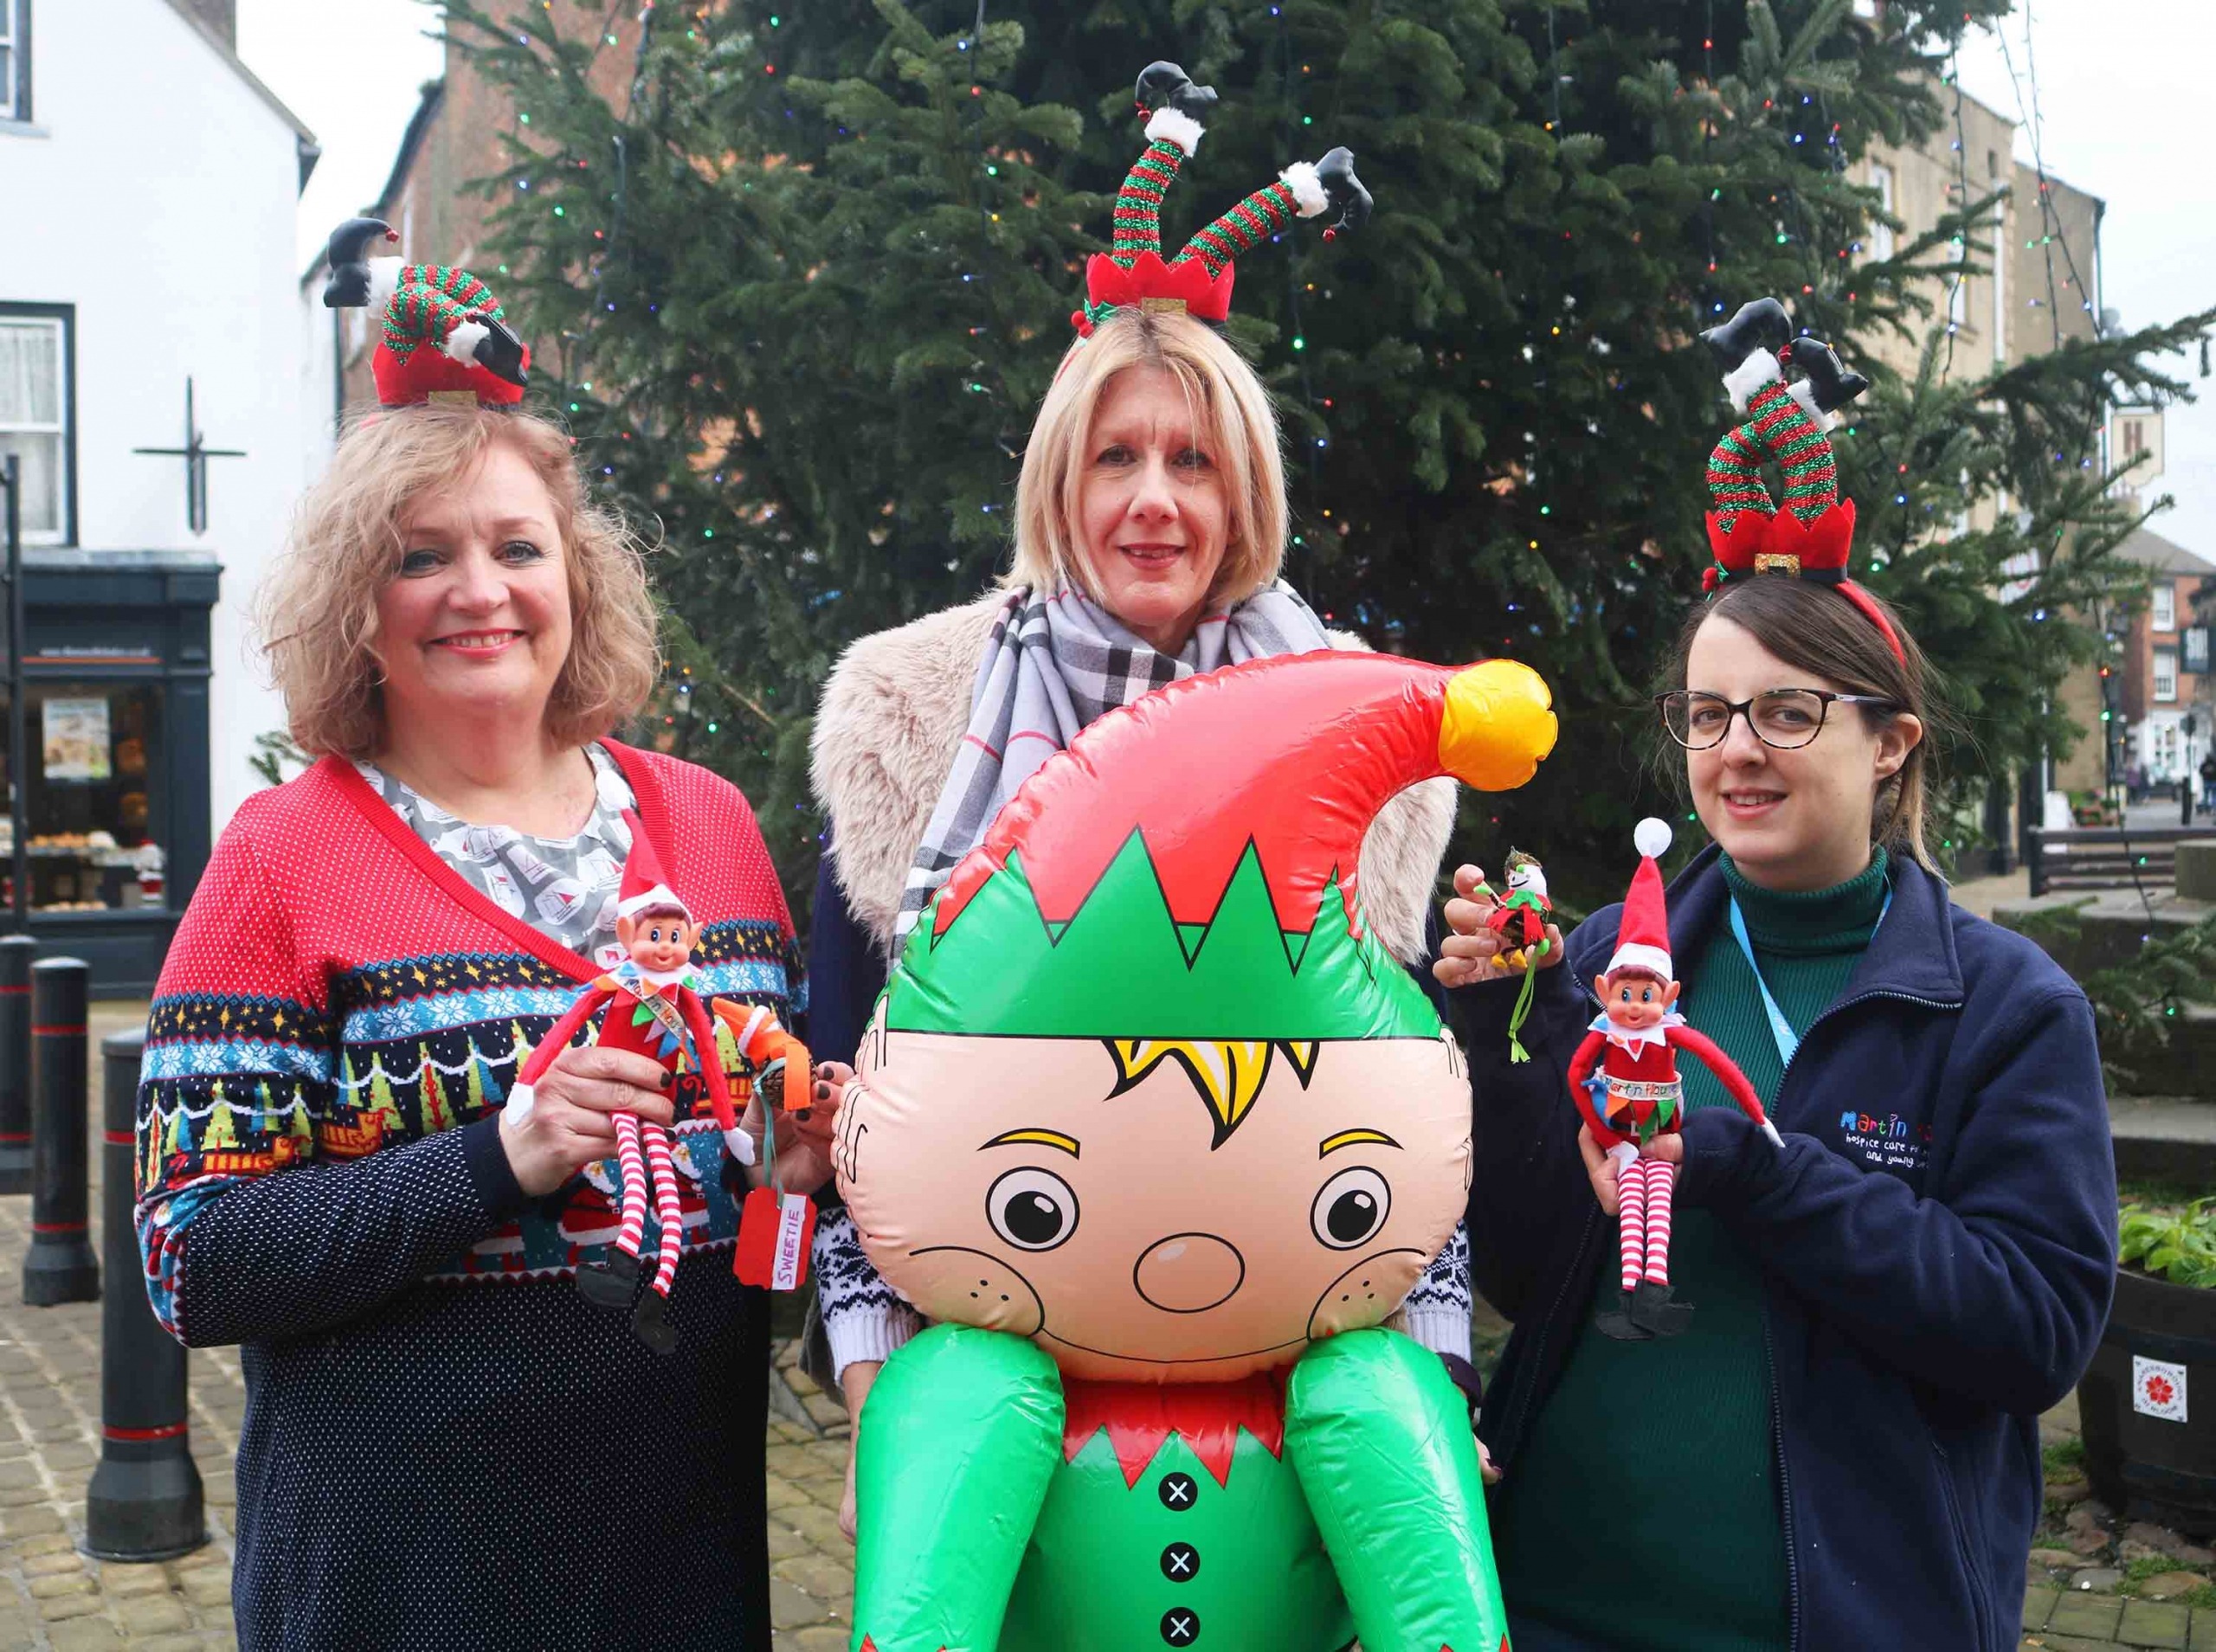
[1567,820,1781,1340]
[835,651,1556,1652]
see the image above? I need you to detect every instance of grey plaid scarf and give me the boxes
[896,580,1333,936]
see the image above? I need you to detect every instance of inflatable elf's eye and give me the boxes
[988,1167,1080,1252]
[1311,1167,1391,1250]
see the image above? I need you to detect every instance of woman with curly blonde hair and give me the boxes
[136,267,803,1648]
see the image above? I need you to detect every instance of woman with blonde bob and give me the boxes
[803,304,1480,1533]
[136,396,805,1649]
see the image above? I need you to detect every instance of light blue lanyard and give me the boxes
[1725,885,1892,1070]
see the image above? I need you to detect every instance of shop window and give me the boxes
[0,683,166,914]
[0,0,25,124]
[0,306,70,544]
[2155,648,2179,704]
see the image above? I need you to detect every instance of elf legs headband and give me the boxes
[1697,299,1903,665]
[1070,63,1372,338]
[322,218,531,409]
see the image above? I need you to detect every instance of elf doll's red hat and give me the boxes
[615,812,687,922]
[320,217,531,408]
[1605,819,1678,981]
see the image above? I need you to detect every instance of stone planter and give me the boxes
[2084,1268,2216,1535]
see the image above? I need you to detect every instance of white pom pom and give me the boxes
[1633,817,1673,859]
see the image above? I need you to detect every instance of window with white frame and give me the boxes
[1869,164,1896,260]
[2155,647,2179,704]
[0,0,25,123]
[0,310,69,544]
[2155,583,2177,632]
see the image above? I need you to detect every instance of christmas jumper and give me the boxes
[1458,846,2114,1652]
[133,742,802,1652]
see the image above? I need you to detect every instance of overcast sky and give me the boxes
[236,1,2216,557]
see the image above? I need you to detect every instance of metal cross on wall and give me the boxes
[132,379,245,537]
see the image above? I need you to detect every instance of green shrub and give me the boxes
[2120,1199,2216,1289]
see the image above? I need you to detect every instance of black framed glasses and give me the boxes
[1654,688,1897,751]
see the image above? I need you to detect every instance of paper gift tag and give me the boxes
[735,1186,815,1291]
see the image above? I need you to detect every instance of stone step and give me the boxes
[2112,1098,2216,1187]
[1994,889,2212,979]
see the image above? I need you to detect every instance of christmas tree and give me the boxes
[421,1064,453,1135]
[201,1081,239,1152]
[448,0,2214,907]
[365,1057,405,1135]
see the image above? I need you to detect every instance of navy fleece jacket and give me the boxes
[1455,846,2115,1652]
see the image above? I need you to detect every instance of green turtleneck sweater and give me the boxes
[1491,850,1891,1651]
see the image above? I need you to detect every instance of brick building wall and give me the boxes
[332,9,644,413]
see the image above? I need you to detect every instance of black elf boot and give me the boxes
[631,1289,680,1357]
[1628,1279,1696,1339]
[1787,334,1871,412]
[319,216,395,308]
[1594,1290,1652,1340]
[1700,297,1792,368]
[1135,61,1218,123]
[467,312,530,387]
[577,1245,641,1309]
[1315,147,1372,240]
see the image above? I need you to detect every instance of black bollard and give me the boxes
[0,935,33,1194]
[22,958,97,1304]
[85,1026,204,1560]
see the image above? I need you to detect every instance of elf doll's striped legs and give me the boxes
[1640,1158,1677,1288]
[643,1122,684,1299]
[613,1111,649,1265]
[1614,1145,1647,1291]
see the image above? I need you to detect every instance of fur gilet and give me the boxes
[810,591,1457,966]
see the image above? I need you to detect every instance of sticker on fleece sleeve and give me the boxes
[2135,1355,2189,1423]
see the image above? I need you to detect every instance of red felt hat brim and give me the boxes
[372,344,530,408]
[1084,251,1236,324]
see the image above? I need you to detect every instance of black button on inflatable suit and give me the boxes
[1157,1471,1198,1510]
[1160,1541,1200,1581]
[1161,1606,1200,1643]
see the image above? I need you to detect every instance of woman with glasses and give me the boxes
[1433,312,2113,1652]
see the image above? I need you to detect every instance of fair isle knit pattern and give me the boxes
[134,743,802,1340]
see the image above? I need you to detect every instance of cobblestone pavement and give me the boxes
[0,1006,2191,1651]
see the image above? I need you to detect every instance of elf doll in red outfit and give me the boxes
[1569,818,1782,1340]
[507,813,807,1352]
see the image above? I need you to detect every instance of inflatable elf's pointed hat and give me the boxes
[885,652,1557,1057]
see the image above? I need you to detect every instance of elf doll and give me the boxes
[506,813,808,1352]
[1568,819,1782,1340]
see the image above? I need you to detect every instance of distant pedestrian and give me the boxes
[2127,760,2148,803]
[2200,750,2215,812]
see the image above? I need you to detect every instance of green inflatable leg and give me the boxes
[851,1324,1066,1652]
[1285,1329,1511,1652]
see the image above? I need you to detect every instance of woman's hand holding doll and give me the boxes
[1434,864,1565,988]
